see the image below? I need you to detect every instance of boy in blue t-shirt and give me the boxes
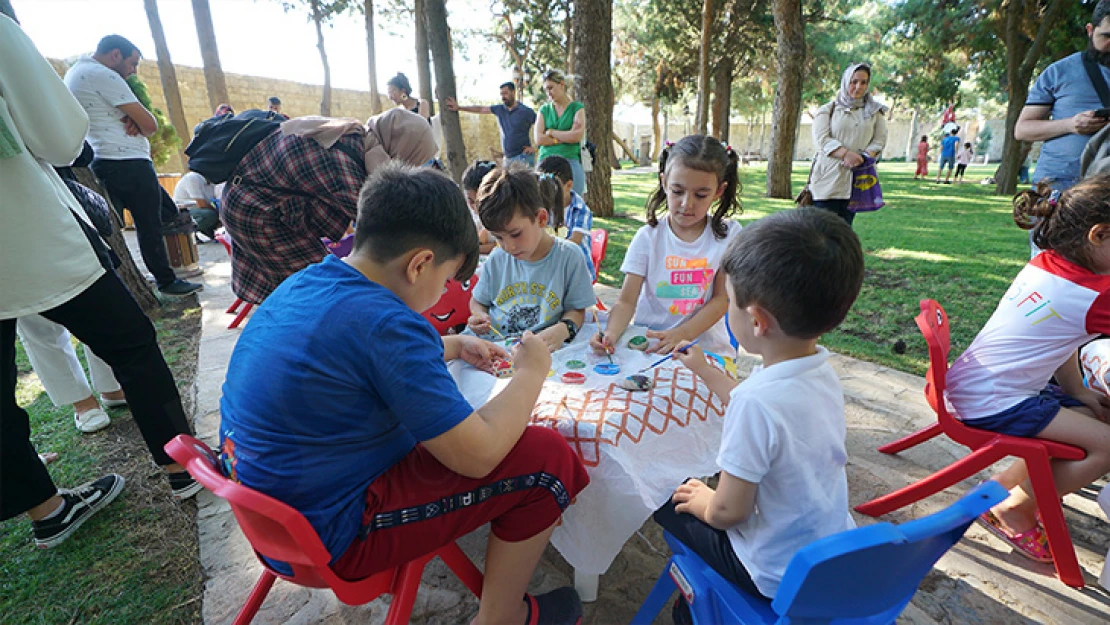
[936,129,961,184]
[220,164,589,625]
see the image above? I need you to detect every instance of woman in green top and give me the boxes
[535,69,586,194]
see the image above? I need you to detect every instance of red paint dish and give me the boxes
[561,371,587,384]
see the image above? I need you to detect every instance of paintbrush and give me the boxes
[592,309,613,364]
[636,340,700,373]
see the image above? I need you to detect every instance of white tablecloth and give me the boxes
[449,324,729,574]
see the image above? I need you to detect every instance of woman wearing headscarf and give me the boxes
[221,108,438,304]
[809,62,888,226]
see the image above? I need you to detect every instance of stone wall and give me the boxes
[50,58,505,173]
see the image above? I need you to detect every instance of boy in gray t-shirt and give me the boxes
[468,165,595,352]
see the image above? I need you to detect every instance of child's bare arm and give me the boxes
[673,340,738,402]
[672,472,757,529]
[592,273,642,354]
[422,333,551,478]
[647,270,729,354]
[537,308,586,352]
[1055,349,1110,419]
[468,298,491,333]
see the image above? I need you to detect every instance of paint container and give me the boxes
[561,371,586,384]
[566,359,587,370]
[628,335,649,351]
[594,363,620,375]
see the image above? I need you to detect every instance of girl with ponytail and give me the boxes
[946,175,1110,562]
[591,135,742,356]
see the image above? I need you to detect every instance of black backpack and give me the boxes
[184,113,281,184]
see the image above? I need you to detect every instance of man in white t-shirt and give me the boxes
[657,208,864,612]
[64,35,201,296]
[172,171,221,239]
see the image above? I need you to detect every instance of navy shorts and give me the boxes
[964,386,1083,437]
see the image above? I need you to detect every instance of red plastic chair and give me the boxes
[165,435,484,624]
[214,231,254,330]
[590,228,609,311]
[855,300,1087,587]
[422,274,480,336]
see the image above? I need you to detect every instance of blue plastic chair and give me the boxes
[631,481,1007,625]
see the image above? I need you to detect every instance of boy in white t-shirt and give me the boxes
[657,208,865,615]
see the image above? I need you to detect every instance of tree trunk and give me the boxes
[766,0,805,198]
[143,0,190,169]
[424,0,467,181]
[613,132,637,162]
[565,0,575,82]
[651,92,662,161]
[190,0,230,111]
[905,107,919,161]
[711,56,733,141]
[759,107,767,154]
[414,0,434,116]
[365,0,382,115]
[574,0,614,217]
[73,168,160,314]
[310,1,332,116]
[1,0,18,22]
[745,116,753,156]
[694,0,714,135]
[996,0,1067,195]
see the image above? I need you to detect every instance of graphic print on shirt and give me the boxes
[658,256,715,315]
[493,281,562,333]
[1005,279,1064,327]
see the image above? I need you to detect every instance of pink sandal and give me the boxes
[977,510,1053,563]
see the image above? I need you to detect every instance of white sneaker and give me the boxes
[74,408,111,433]
[99,394,127,408]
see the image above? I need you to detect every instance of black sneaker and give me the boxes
[168,471,203,501]
[523,586,583,625]
[159,279,203,296]
[33,474,125,549]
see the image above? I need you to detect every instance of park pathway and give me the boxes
[183,240,1110,624]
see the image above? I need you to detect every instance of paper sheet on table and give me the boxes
[449,323,729,573]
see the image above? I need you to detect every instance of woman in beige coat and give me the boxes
[809,63,888,227]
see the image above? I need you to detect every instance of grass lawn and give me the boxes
[598,161,1025,375]
[0,297,204,625]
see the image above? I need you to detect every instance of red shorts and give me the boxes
[332,426,589,580]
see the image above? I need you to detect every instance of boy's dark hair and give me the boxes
[477,163,549,232]
[1014,175,1110,270]
[500,81,516,92]
[388,73,413,96]
[647,135,741,239]
[1094,0,1110,27]
[96,35,140,58]
[268,96,281,105]
[723,208,864,339]
[353,163,479,281]
[462,160,498,192]
[536,155,574,231]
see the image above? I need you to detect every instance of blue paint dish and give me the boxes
[594,363,620,375]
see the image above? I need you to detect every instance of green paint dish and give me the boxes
[566,360,586,370]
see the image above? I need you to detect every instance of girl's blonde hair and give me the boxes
[1014,175,1110,270]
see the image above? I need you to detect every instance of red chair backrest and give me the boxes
[590,228,608,283]
[214,231,233,257]
[422,274,480,335]
[164,435,339,589]
[914,299,956,423]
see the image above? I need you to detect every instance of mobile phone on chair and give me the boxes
[1095,107,1110,119]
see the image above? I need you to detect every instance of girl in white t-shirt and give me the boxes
[946,178,1110,562]
[591,135,741,355]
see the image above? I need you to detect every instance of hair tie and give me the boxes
[664,141,674,148]
[539,172,557,181]
[1047,189,1062,208]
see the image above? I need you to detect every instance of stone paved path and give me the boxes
[186,241,1110,624]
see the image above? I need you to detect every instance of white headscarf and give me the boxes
[835,63,888,120]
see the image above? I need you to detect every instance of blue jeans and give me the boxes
[568,157,586,195]
[505,153,535,168]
